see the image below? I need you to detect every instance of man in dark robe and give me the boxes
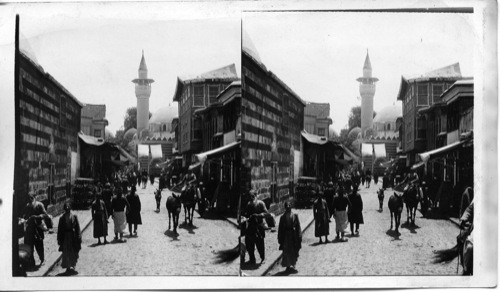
[278,202,301,273]
[312,193,330,244]
[348,184,364,235]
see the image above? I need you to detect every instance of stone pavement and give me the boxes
[264,181,462,276]
[45,180,239,276]
[240,208,315,276]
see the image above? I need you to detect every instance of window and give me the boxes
[317,128,325,136]
[208,85,220,105]
[94,129,102,138]
[417,84,428,106]
[386,123,391,131]
[432,84,444,104]
[193,85,204,107]
[417,116,426,139]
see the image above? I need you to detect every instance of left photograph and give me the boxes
[11,5,241,277]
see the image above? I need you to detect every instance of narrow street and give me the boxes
[46,181,239,276]
[266,182,461,276]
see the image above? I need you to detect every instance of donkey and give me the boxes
[181,184,199,226]
[404,184,420,226]
[166,193,181,234]
[388,192,404,233]
[377,188,385,212]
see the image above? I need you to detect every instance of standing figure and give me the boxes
[278,202,302,274]
[57,202,82,275]
[154,188,162,212]
[348,184,364,236]
[101,183,113,218]
[312,193,330,244]
[111,189,129,242]
[126,186,142,236]
[242,190,269,265]
[365,169,372,188]
[324,182,335,219]
[360,172,366,187]
[332,187,351,242]
[91,192,108,245]
[23,193,49,268]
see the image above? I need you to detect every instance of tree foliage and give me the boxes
[123,107,152,132]
[347,106,376,131]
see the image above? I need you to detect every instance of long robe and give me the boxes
[91,199,108,238]
[333,195,351,232]
[126,193,142,225]
[278,212,301,267]
[111,196,129,233]
[312,198,329,237]
[348,192,364,224]
[57,213,81,269]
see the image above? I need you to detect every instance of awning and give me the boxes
[373,144,387,158]
[195,141,240,164]
[150,144,163,159]
[418,140,465,163]
[188,162,201,171]
[411,161,425,170]
[301,131,328,145]
[138,144,149,157]
[78,132,105,146]
[361,143,373,156]
[341,145,360,162]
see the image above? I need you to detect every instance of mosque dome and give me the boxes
[373,104,402,124]
[124,128,137,140]
[149,105,177,124]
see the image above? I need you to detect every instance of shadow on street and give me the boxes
[179,222,197,234]
[401,222,420,234]
[164,229,180,240]
[386,229,401,240]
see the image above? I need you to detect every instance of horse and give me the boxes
[377,188,385,212]
[181,184,199,226]
[166,193,181,234]
[403,184,420,226]
[388,192,404,233]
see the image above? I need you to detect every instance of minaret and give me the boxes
[132,51,154,139]
[356,50,378,138]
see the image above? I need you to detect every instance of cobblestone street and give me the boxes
[265,182,461,276]
[46,182,239,276]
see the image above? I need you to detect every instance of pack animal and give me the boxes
[388,192,404,233]
[404,184,420,226]
[165,193,181,234]
[377,188,385,212]
[181,185,198,226]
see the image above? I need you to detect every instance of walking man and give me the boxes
[312,193,330,244]
[332,186,351,242]
[242,190,268,265]
[278,202,301,274]
[23,193,49,268]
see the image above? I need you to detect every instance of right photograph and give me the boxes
[239,11,474,276]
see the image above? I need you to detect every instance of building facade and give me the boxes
[396,63,464,166]
[173,64,239,166]
[304,102,333,138]
[14,50,83,216]
[242,50,305,213]
[81,104,108,138]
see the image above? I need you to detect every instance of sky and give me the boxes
[243,11,476,133]
[0,2,241,134]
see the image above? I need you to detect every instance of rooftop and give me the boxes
[82,104,106,120]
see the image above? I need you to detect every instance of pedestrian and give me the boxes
[332,186,351,242]
[312,192,330,244]
[57,202,82,275]
[243,190,268,265]
[324,181,335,219]
[360,171,366,186]
[101,183,113,218]
[91,192,108,245]
[365,170,372,188]
[111,188,129,242]
[278,201,301,274]
[22,193,49,268]
[126,185,142,236]
[348,184,364,236]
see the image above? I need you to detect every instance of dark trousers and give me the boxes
[245,235,265,262]
[28,240,44,264]
[350,222,359,233]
